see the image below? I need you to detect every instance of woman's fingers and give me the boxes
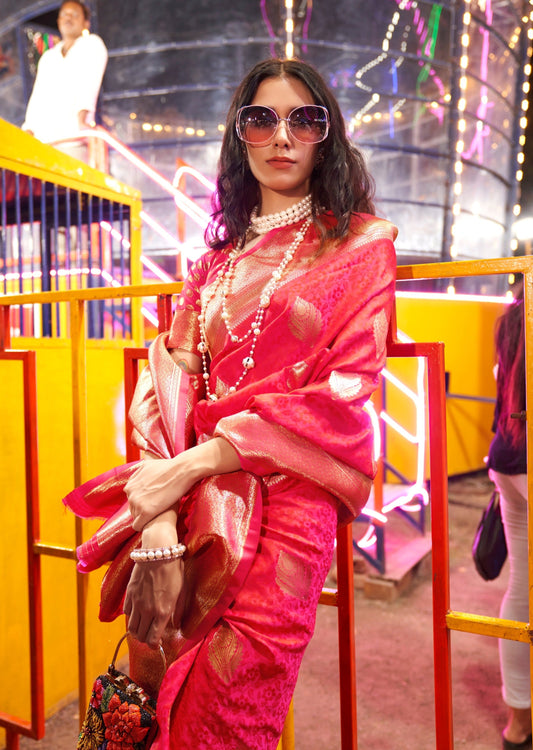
[125,456,193,530]
[172,581,187,631]
[124,558,185,647]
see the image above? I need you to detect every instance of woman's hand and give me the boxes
[125,454,199,532]
[124,507,185,647]
[124,558,186,648]
[125,438,242,532]
[123,439,240,646]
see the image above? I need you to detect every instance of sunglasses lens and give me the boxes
[237,107,277,144]
[236,105,329,144]
[288,106,329,143]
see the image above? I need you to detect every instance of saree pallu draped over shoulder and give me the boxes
[63,212,397,749]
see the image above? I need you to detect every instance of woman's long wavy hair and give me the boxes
[206,58,376,251]
[495,280,526,448]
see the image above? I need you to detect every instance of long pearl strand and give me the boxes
[198,213,313,401]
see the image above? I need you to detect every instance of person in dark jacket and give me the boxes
[488,280,530,750]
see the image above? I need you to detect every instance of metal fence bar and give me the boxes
[15,174,23,335]
[70,298,90,720]
[0,350,45,748]
[2,254,533,747]
[336,523,358,749]
[1,169,6,297]
[397,255,533,745]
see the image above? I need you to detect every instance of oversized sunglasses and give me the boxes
[236,105,330,145]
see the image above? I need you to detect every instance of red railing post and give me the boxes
[124,348,148,462]
[157,294,174,333]
[426,342,453,750]
[0,351,44,747]
[336,522,358,750]
[0,306,11,350]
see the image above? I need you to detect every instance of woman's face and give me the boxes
[243,76,321,208]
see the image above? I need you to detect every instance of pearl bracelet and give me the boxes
[130,543,186,563]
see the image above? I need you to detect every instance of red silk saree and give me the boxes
[64,213,396,749]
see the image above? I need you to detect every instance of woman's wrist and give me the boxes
[181,437,241,483]
[141,508,178,548]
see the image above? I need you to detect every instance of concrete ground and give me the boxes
[16,472,509,750]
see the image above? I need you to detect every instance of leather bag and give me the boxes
[472,490,508,581]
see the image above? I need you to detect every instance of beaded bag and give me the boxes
[77,634,165,750]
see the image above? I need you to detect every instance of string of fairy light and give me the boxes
[450,0,533,262]
[284,0,295,60]
[319,0,533,265]
[130,0,298,135]
[125,0,533,267]
[346,0,447,136]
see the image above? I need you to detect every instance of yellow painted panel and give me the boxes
[386,294,505,479]
[0,360,31,720]
[0,341,129,742]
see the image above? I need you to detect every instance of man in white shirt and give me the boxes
[22,0,108,154]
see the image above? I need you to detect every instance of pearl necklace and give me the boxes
[197,214,313,401]
[249,193,312,235]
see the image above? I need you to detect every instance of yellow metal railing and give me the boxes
[0,118,144,342]
[0,117,144,749]
[397,256,533,747]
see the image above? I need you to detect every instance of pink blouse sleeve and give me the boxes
[167,251,216,353]
[214,232,396,522]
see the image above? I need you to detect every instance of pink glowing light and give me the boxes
[100,269,122,288]
[364,400,382,462]
[260,0,277,58]
[360,507,388,524]
[396,290,508,304]
[380,411,419,444]
[48,129,212,272]
[357,525,378,549]
[139,210,189,279]
[0,267,100,283]
[362,291,506,540]
[301,1,313,53]
[461,0,493,163]
[360,326,429,552]
[101,214,188,280]
[50,129,210,228]
[141,254,176,284]
[173,165,216,194]
[100,220,130,249]
[395,0,446,122]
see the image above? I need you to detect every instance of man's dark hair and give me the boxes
[59,0,90,21]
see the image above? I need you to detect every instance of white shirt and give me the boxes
[23,32,108,143]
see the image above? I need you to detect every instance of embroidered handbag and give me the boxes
[77,634,165,750]
[472,490,508,581]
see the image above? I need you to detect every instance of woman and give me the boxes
[488,282,531,750]
[66,58,397,749]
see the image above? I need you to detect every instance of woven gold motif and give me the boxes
[168,305,200,351]
[288,296,323,344]
[275,549,312,600]
[328,370,363,401]
[285,360,310,390]
[373,308,389,358]
[215,376,230,398]
[208,624,244,685]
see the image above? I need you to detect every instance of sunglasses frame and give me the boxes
[236,104,330,146]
